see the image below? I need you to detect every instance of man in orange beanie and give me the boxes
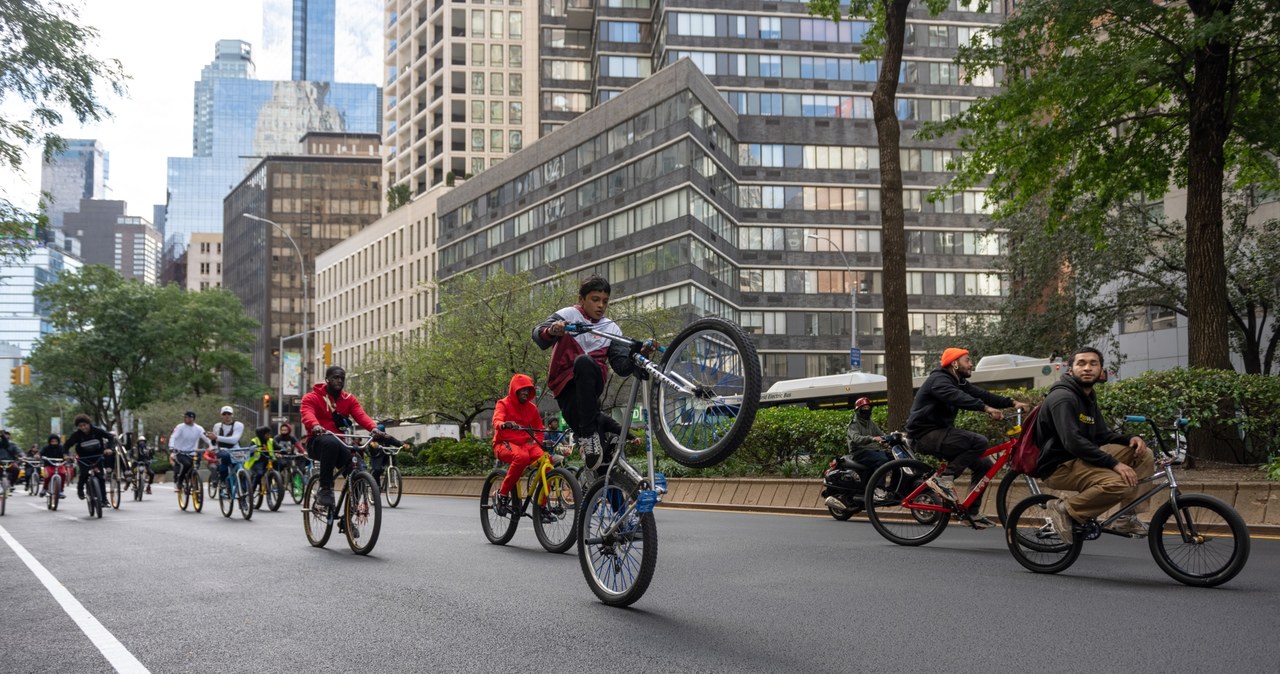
[904,348,1030,528]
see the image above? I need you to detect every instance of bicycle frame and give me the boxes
[1086,415,1192,539]
[901,418,1034,516]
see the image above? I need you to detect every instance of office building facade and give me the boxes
[223,133,382,399]
[62,200,163,284]
[293,0,337,83]
[39,139,109,229]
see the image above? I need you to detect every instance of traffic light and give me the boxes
[263,393,272,411]
[323,342,333,366]
[9,366,18,386]
[22,364,30,385]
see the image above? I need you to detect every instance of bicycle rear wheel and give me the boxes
[177,475,190,511]
[533,467,580,554]
[650,317,761,468]
[577,479,657,607]
[0,477,6,516]
[1148,493,1250,587]
[302,475,333,548]
[384,467,403,508]
[995,469,1045,525]
[290,470,305,504]
[207,468,220,499]
[1005,494,1082,574]
[134,469,145,501]
[344,472,382,555]
[480,470,519,545]
[236,470,254,520]
[864,460,948,546]
[191,474,204,513]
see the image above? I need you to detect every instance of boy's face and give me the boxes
[579,290,609,321]
[516,387,534,403]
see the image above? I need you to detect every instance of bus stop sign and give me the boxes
[849,347,862,368]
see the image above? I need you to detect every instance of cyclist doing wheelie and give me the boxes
[169,411,211,492]
[492,373,546,517]
[532,275,655,474]
[1032,347,1153,544]
[905,348,1029,529]
[40,434,68,498]
[301,365,397,509]
[64,414,115,501]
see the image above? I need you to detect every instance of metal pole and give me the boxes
[806,233,858,370]
[277,333,284,420]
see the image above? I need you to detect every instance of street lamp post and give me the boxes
[243,214,308,405]
[806,233,858,371]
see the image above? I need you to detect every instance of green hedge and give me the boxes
[397,368,1280,476]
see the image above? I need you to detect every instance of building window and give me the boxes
[509,73,522,95]
[471,43,485,66]
[490,44,503,67]
[471,10,485,37]
[490,72,503,94]
[490,101,504,123]
[510,101,523,123]
[510,130,523,151]
[509,45,522,67]
[490,129,504,151]
[760,16,782,39]
[471,72,485,94]
[472,129,484,150]
[509,12,523,38]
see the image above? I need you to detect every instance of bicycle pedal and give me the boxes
[635,489,659,513]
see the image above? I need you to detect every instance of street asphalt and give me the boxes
[1,485,1276,673]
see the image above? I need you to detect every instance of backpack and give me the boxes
[1010,405,1044,475]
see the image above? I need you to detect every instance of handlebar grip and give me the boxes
[1124,415,1147,423]
[564,322,588,334]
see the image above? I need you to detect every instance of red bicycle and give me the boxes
[864,412,1040,545]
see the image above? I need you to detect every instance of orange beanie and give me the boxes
[940,347,969,368]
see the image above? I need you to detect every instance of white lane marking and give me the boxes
[0,524,150,673]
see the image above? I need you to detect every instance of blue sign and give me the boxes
[849,347,862,368]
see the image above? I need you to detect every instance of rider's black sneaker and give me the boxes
[77,489,85,500]
[540,509,557,524]
[495,494,510,517]
[316,488,336,509]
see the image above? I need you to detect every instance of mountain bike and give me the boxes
[43,458,69,511]
[76,455,109,519]
[248,451,285,512]
[173,453,204,513]
[481,426,581,553]
[0,460,11,516]
[375,445,404,508]
[216,448,255,520]
[1005,413,1251,587]
[106,448,126,510]
[131,452,151,501]
[275,445,307,504]
[863,412,1038,546]
[301,431,400,555]
[23,458,43,496]
[569,317,761,606]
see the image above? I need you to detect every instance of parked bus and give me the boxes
[760,354,1064,411]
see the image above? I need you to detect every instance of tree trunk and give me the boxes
[874,0,913,430]
[1184,1,1233,371]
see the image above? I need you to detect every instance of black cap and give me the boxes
[184,410,196,418]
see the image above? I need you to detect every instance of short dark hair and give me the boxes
[256,425,271,436]
[325,365,345,378]
[74,413,92,426]
[578,275,610,298]
[1070,347,1105,367]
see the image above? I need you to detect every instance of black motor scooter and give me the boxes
[820,431,914,520]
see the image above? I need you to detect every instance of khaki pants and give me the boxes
[1041,443,1155,522]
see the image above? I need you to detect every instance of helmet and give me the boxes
[854,397,871,409]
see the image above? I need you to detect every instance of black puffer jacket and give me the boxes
[1033,374,1135,478]
[905,368,1013,438]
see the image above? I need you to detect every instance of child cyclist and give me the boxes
[491,373,545,516]
[531,275,655,471]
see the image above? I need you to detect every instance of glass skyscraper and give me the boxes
[165,31,379,254]
[39,138,108,229]
[293,0,336,83]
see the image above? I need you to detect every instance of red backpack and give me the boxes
[1010,405,1044,475]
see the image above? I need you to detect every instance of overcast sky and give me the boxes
[10,0,384,219]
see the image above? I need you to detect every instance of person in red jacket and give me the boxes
[491,373,544,515]
[300,365,393,508]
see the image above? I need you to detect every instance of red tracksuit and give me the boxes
[492,373,544,495]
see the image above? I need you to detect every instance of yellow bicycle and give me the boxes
[481,427,581,553]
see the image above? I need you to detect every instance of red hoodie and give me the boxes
[300,382,377,436]
[492,374,544,448]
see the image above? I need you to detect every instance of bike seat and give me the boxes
[836,456,867,472]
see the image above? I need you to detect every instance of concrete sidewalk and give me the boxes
[402,475,1280,530]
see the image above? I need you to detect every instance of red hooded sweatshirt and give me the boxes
[492,374,544,448]
[300,382,377,437]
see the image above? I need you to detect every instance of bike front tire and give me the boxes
[266,470,284,512]
[48,475,61,511]
[650,317,762,469]
[191,474,204,513]
[236,470,254,520]
[344,472,382,555]
[480,470,519,545]
[1148,493,1250,587]
[218,476,234,518]
[383,467,403,508]
[577,479,657,607]
[87,476,103,519]
[108,472,122,509]
[864,460,948,546]
[533,467,580,554]
[302,475,333,548]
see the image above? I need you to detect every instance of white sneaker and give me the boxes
[926,475,957,503]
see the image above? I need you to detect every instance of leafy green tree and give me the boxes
[807,0,990,429]
[28,266,260,431]
[0,0,126,255]
[927,0,1280,371]
[3,383,85,447]
[386,184,411,212]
